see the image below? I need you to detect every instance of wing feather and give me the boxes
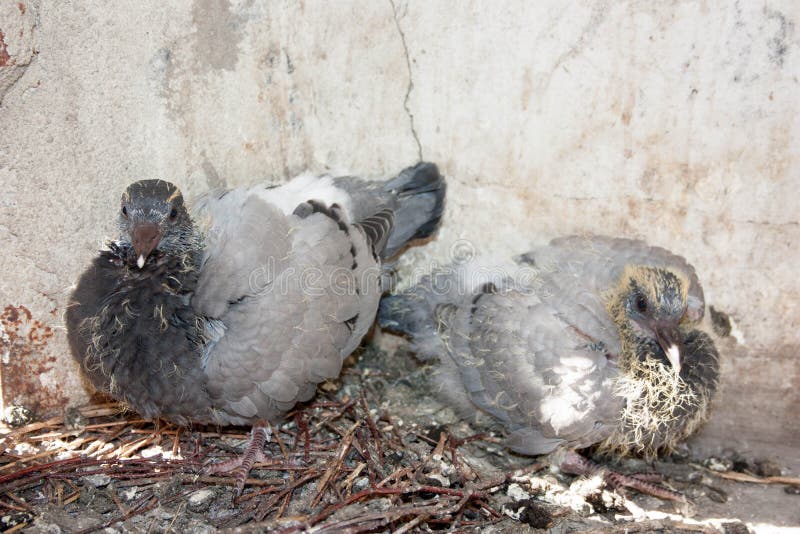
[195,182,382,424]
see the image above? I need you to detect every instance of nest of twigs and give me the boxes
[1,345,796,533]
[0,400,526,533]
[0,344,543,533]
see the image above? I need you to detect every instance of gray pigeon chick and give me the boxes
[66,163,444,492]
[379,235,719,500]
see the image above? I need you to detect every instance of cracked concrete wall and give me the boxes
[0,1,797,461]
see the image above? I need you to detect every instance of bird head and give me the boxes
[613,265,690,374]
[118,180,195,268]
[602,265,718,456]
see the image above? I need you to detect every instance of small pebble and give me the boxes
[182,520,216,534]
[1,512,33,530]
[82,474,111,488]
[386,451,404,463]
[140,446,165,459]
[421,472,450,488]
[187,489,217,512]
[353,476,370,492]
[704,486,728,503]
[507,482,532,502]
[704,457,733,472]
[753,459,782,477]
[721,520,753,534]
[2,405,32,428]
[518,499,555,529]
[63,406,85,429]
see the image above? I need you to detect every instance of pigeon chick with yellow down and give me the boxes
[378,235,719,500]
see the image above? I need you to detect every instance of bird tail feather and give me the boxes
[378,293,423,338]
[378,279,448,362]
[381,162,445,259]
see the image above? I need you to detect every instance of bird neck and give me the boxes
[606,292,638,370]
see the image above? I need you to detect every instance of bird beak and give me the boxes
[131,222,162,269]
[655,325,683,374]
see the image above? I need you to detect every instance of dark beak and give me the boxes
[131,222,162,269]
[654,324,683,374]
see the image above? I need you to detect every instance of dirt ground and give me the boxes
[1,341,797,533]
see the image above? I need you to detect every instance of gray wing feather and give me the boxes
[458,289,620,454]
[195,188,381,425]
[402,253,627,455]
[192,190,292,319]
[355,208,395,257]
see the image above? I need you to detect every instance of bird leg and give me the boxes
[205,424,271,495]
[627,472,665,483]
[557,450,684,502]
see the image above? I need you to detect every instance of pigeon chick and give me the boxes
[67,163,445,492]
[379,235,719,500]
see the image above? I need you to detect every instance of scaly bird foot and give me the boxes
[204,425,272,495]
[556,449,684,502]
[604,470,684,502]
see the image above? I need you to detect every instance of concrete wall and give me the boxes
[1,1,797,459]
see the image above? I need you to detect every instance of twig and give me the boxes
[312,399,357,434]
[0,499,29,512]
[109,485,130,517]
[164,501,185,534]
[114,473,284,488]
[172,427,182,457]
[311,422,359,507]
[0,456,87,489]
[341,462,367,495]
[302,483,490,530]
[73,493,158,534]
[352,430,385,482]
[360,391,384,460]
[392,513,429,534]
[4,522,28,533]
[713,470,800,486]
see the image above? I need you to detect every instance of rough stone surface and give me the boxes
[0,0,797,471]
[0,1,36,104]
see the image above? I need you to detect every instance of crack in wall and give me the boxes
[389,0,423,161]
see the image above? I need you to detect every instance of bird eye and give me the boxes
[635,294,648,313]
[121,206,128,217]
[169,207,178,220]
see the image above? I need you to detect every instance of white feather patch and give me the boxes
[255,173,353,218]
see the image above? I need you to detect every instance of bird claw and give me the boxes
[203,449,270,474]
[204,425,272,496]
[556,450,684,503]
[604,470,684,502]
